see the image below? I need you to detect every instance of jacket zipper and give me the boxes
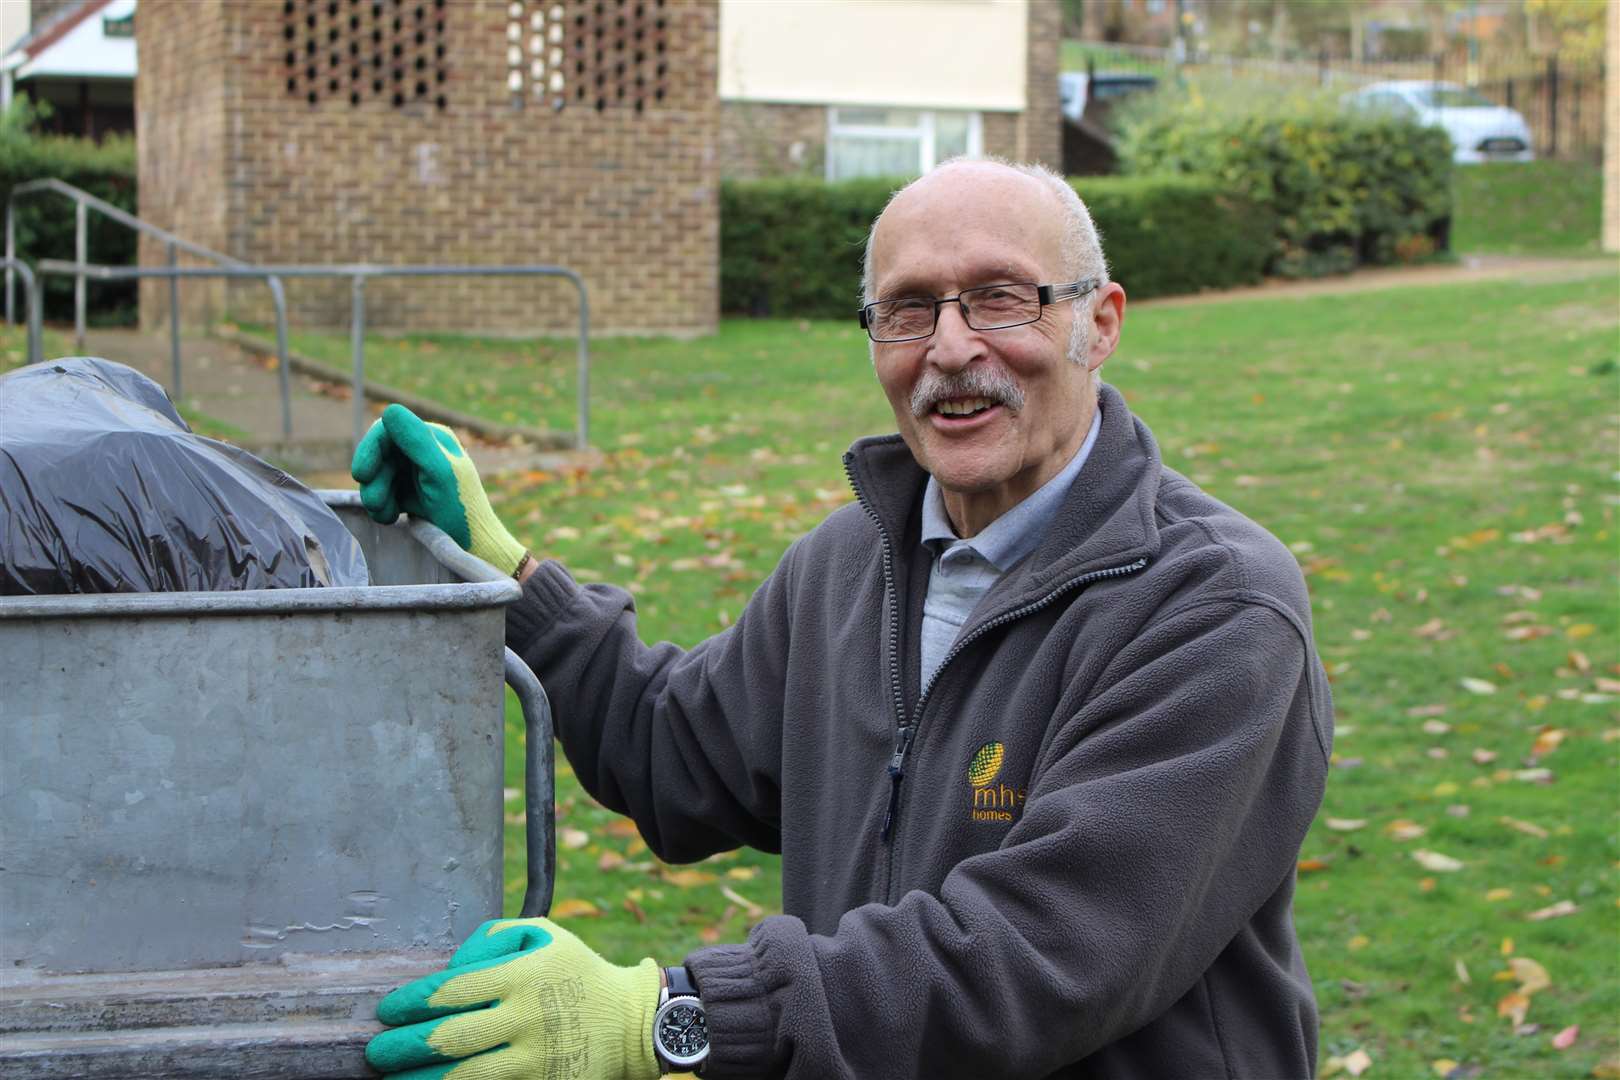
[879,555,1148,893]
[843,455,912,843]
[843,455,1153,855]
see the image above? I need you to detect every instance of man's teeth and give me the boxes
[936,397,993,416]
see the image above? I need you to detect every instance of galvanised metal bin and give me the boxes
[0,491,554,1078]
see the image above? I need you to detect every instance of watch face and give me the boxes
[656,999,709,1064]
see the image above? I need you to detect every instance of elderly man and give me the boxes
[353,158,1332,1079]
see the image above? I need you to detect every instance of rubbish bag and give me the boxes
[0,357,368,594]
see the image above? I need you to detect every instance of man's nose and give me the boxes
[928,301,985,371]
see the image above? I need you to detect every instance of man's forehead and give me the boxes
[871,164,1064,286]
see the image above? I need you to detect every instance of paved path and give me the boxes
[67,254,1614,485]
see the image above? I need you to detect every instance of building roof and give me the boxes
[6,0,136,82]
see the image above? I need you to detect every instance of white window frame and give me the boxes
[824,107,983,181]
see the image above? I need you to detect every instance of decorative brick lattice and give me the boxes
[284,0,450,110]
[565,0,670,114]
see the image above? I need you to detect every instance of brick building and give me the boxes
[136,0,719,335]
[717,0,1061,180]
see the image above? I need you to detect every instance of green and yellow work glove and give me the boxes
[350,403,528,576]
[366,917,662,1080]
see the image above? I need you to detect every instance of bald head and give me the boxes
[861,158,1108,306]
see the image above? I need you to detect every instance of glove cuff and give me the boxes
[616,957,663,1080]
[468,515,527,578]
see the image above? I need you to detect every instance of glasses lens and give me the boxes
[962,284,1040,330]
[867,298,935,342]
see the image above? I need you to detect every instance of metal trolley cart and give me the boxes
[0,492,555,1078]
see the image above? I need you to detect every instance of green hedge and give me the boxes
[720,175,1273,318]
[1117,106,1454,277]
[0,117,138,325]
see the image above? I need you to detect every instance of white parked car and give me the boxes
[1343,80,1534,164]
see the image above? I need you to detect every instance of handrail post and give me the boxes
[268,275,293,441]
[26,264,42,364]
[167,241,182,398]
[6,198,15,326]
[74,198,87,352]
[573,275,590,451]
[350,274,367,449]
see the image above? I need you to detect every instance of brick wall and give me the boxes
[135,0,231,327]
[718,101,824,179]
[136,0,719,336]
[1604,0,1618,253]
[1017,0,1062,171]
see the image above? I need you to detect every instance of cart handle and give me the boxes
[503,648,555,919]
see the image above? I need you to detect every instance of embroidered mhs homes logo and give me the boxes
[968,741,1026,823]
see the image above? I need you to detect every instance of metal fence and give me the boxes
[35,260,592,450]
[6,179,593,450]
[1069,39,1606,162]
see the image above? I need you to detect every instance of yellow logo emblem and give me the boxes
[968,742,1025,823]
[968,742,1005,788]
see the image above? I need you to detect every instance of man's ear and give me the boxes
[1086,283,1126,373]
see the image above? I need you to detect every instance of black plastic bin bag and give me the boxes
[0,357,368,594]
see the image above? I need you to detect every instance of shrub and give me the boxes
[1115,78,1453,277]
[720,174,1273,318]
[0,104,139,325]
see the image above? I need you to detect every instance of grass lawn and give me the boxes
[1451,160,1606,256]
[301,270,1620,1077]
[10,268,1613,1074]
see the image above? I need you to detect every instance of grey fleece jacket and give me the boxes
[506,384,1333,1079]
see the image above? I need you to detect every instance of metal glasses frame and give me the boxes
[858,277,1100,343]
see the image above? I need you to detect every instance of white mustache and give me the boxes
[910,367,1025,418]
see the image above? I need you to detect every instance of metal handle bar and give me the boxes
[504,648,557,919]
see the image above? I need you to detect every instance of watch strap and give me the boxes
[663,964,699,999]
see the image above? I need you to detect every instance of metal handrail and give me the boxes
[37,260,592,450]
[38,259,296,440]
[0,257,43,365]
[5,178,291,405]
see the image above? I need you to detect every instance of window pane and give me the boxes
[828,135,922,180]
[833,107,921,129]
[935,111,973,160]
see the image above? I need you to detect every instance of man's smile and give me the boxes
[928,398,1008,432]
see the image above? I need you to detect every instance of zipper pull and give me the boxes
[880,725,915,842]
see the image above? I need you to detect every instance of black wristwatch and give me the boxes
[652,965,709,1073]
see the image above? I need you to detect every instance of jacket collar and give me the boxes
[843,382,1162,612]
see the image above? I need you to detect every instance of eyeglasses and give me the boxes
[858,279,1099,344]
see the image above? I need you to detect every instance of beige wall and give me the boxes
[719,0,1027,110]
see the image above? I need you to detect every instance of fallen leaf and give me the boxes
[1386,819,1428,841]
[1413,849,1464,872]
[596,850,625,871]
[1503,625,1555,640]
[1497,990,1531,1026]
[1460,677,1497,695]
[560,827,590,850]
[1514,767,1554,783]
[1471,748,1498,765]
[725,866,759,880]
[1598,678,1620,694]
[1325,818,1368,832]
[1530,728,1566,757]
[1344,1048,1373,1077]
[1407,703,1449,718]
[1298,857,1331,873]
[662,868,718,888]
[602,818,640,838]
[1414,617,1448,638]
[1431,1060,1459,1077]
[622,895,646,923]
[550,897,601,919]
[1567,650,1591,673]
[1594,1053,1620,1078]
[1433,781,1459,797]
[1454,958,1471,984]
[1501,936,1514,955]
[1347,934,1370,950]
[1422,720,1452,735]
[1485,888,1514,902]
[1500,816,1548,839]
[719,884,764,918]
[1565,623,1596,639]
[1551,1025,1578,1050]
[1509,956,1551,994]
[1526,900,1578,921]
